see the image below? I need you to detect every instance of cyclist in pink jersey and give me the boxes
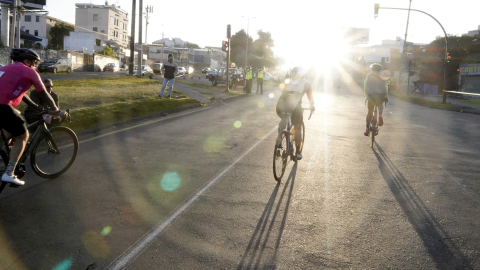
[0,48,62,186]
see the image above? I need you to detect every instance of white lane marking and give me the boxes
[106,126,278,270]
[79,106,211,145]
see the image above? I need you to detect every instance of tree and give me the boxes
[229,29,278,70]
[48,23,74,50]
[97,46,116,58]
[185,42,200,49]
[413,34,479,89]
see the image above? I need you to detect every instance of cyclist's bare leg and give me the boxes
[2,129,28,172]
[276,116,288,146]
[294,122,302,153]
[366,100,374,129]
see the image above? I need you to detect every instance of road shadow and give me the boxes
[373,143,473,269]
[237,163,298,270]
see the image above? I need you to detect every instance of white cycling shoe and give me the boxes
[296,152,303,160]
[1,173,25,186]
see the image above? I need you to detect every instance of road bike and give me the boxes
[273,108,313,182]
[366,98,387,147]
[0,109,78,194]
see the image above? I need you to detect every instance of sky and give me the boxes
[43,0,480,66]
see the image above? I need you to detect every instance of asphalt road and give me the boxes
[0,82,479,269]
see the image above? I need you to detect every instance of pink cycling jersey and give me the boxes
[0,62,45,107]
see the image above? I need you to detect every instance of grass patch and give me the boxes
[456,99,480,106]
[390,91,455,110]
[62,98,199,132]
[177,79,244,95]
[16,76,199,132]
[200,91,212,95]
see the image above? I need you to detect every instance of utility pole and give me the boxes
[129,0,136,76]
[9,0,17,51]
[136,0,143,77]
[161,30,164,64]
[15,2,20,48]
[402,0,412,55]
[145,5,152,44]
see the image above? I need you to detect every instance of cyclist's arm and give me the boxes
[37,90,58,111]
[364,76,369,97]
[305,82,314,108]
[22,94,43,111]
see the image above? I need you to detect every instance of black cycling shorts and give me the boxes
[276,101,303,126]
[0,104,27,137]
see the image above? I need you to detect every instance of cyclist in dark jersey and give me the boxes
[0,49,62,186]
[275,66,315,160]
[364,63,388,136]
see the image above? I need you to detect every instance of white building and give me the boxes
[153,37,186,48]
[75,1,129,52]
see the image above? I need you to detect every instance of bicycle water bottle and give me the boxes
[291,127,295,141]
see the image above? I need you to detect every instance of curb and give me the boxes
[75,92,253,138]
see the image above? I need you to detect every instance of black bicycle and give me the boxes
[273,108,313,182]
[366,98,387,147]
[0,109,78,194]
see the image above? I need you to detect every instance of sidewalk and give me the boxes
[151,74,240,104]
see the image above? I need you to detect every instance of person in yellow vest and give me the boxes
[245,66,253,94]
[256,67,264,94]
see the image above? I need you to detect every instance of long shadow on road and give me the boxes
[373,143,473,270]
[237,163,298,270]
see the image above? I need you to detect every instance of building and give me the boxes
[74,1,129,51]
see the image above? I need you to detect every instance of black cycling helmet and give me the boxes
[10,48,40,62]
[370,63,382,71]
[168,53,173,59]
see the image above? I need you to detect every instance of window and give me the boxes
[93,14,98,21]
[110,16,115,25]
[96,39,101,46]
[110,29,114,37]
[36,16,39,22]
[34,30,38,36]
[93,27,98,32]
[25,15,31,22]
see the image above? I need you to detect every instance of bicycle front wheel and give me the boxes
[30,126,79,178]
[273,132,289,182]
[298,121,305,153]
[371,126,375,147]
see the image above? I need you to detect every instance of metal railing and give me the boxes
[443,90,480,103]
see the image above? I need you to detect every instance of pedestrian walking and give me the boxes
[245,66,253,94]
[159,54,178,99]
[257,67,264,94]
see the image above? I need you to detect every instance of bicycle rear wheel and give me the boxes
[371,126,375,147]
[273,132,289,182]
[298,121,305,153]
[0,150,8,194]
[30,126,79,178]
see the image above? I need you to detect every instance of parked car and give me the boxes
[264,72,279,82]
[206,69,217,80]
[125,65,154,78]
[103,63,119,72]
[152,63,162,74]
[38,58,72,73]
[202,67,211,74]
[209,67,238,86]
[177,67,187,76]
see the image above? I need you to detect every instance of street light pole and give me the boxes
[242,16,255,68]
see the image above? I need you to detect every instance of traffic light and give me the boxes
[227,24,231,39]
[457,68,460,72]
[374,3,380,18]
[222,41,229,52]
[446,53,451,62]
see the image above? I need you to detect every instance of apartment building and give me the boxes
[74,2,129,50]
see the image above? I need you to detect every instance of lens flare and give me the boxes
[234,121,242,128]
[257,102,264,108]
[82,230,110,259]
[203,135,224,153]
[101,226,112,236]
[269,93,275,99]
[160,172,181,191]
[52,258,73,270]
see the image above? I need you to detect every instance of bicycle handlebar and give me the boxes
[302,107,315,120]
